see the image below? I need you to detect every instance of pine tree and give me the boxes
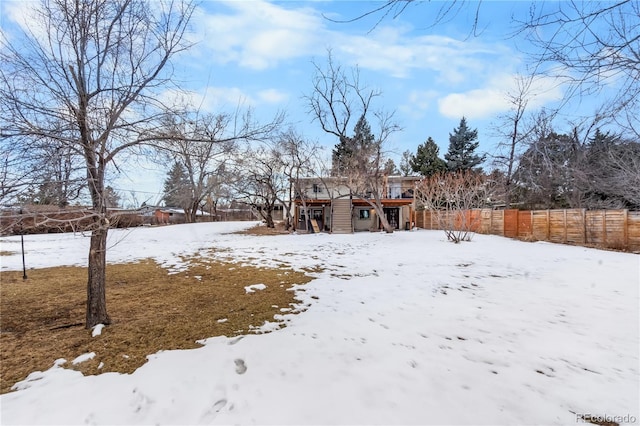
[162,162,190,208]
[444,117,485,172]
[399,150,414,176]
[410,137,447,176]
[383,159,398,175]
[331,114,377,175]
[331,136,353,176]
[104,186,121,208]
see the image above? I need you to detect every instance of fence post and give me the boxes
[489,209,493,235]
[582,208,587,244]
[603,210,607,246]
[563,209,568,243]
[623,209,629,250]
[546,210,551,240]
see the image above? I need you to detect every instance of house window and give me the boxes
[359,209,370,219]
[313,184,320,193]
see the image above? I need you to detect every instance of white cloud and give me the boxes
[257,89,289,104]
[336,29,498,82]
[192,1,326,70]
[158,86,289,114]
[3,1,48,44]
[191,87,256,112]
[4,1,35,28]
[438,74,565,120]
[192,1,513,87]
[399,90,439,119]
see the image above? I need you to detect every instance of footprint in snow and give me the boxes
[228,336,244,345]
[200,399,228,422]
[235,358,247,374]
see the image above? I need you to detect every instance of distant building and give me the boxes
[294,176,421,233]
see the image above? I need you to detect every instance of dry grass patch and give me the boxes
[0,258,313,394]
[234,221,292,236]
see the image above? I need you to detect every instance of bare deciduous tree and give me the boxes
[345,1,640,137]
[155,106,284,223]
[232,145,286,228]
[272,129,320,231]
[415,171,489,243]
[0,142,35,204]
[0,0,195,328]
[157,113,235,223]
[305,52,401,233]
[519,1,640,137]
[490,75,538,208]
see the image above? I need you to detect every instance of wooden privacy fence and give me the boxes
[416,208,640,252]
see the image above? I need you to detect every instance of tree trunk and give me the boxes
[86,226,111,328]
[265,212,275,228]
[371,197,394,233]
[187,202,198,223]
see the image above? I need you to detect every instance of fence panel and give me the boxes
[585,210,605,246]
[503,210,518,238]
[415,210,424,229]
[478,209,491,234]
[604,210,628,249]
[416,208,638,252]
[629,211,640,252]
[548,210,568,243]
[566,209,586,244]
[532,210,550,241]
[490,210,505,236]
[517,210,533,238]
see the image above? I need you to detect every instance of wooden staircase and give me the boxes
[331,198,353,234]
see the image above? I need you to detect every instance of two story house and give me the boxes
[294,175,420,233]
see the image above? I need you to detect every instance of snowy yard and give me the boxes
[0,221,638,425]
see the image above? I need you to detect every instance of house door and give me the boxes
[383,207,399,229]
[312,208,324,231]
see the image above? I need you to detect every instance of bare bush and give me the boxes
[415,171,488,243]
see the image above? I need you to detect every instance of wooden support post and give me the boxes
[563,209,567,243]
[623,209,629,250]
[546,210,551,240]
[487,210,493,235]
[603,210,607,246]
[582,208,587,244]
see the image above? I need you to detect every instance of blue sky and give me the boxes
[2,0,615,205]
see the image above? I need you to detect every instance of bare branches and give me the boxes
[323,1,482,37]
[305,50,380,142]
[0,0,197,328]
[517,1,640,136]
[306,52,401,232]
[415,171,488,242]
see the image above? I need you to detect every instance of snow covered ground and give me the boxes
[1,222,638,425]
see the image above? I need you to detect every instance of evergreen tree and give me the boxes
[399,150,414,176]
[331,114,377,175]
[515,131,578,208]
[104,186,121,208]
[410,137,447,176]
[444,117,485,172]
[383,159,398,175]
[162,162,190,208]
[331,136,354,176]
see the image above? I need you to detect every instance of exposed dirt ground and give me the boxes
[233,221,293,236]
[0,254,313,394]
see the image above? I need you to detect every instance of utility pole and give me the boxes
[19,207,27,280]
